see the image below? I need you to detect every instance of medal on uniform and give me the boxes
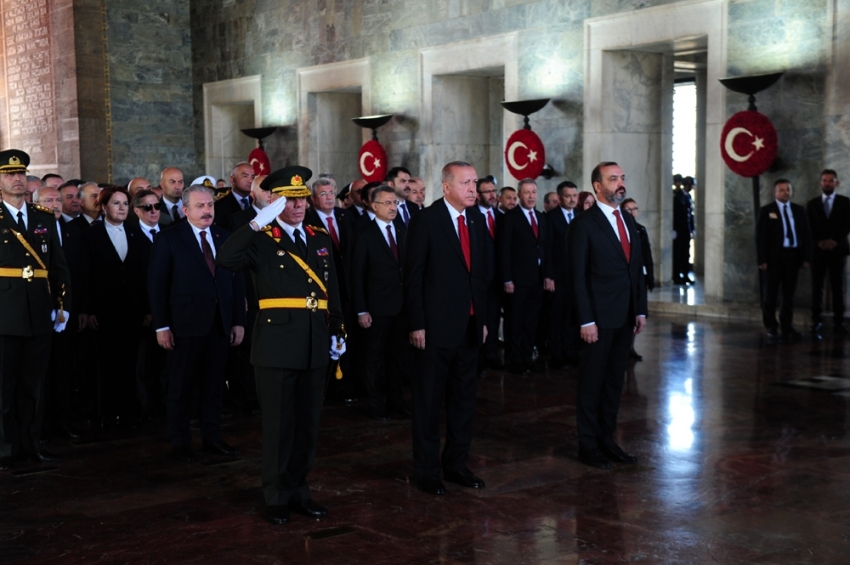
[324,271,329,281]
[41,243,47,254]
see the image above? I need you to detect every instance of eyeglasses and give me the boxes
[624,207,638,213]
[374,199,401,206]
[316,190,335,198]
[478,189,496,195]
[137,203,163,212]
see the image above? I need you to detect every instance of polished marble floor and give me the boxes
[2,314,850,564]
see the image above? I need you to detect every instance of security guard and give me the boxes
[217,166,344,525]
[0,149,71,469]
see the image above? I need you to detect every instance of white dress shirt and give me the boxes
[375,217,397,248]
[3,200,27,230]
[560,206,575,224]
[443,199,466,237]
[164,198,184,220]
[104,220,128,261]
[188,222,216,258]
[61,212,77,223]
[139,220,160,242]
[595,200,631,243]
[776,199,797,248]
[276,218,307,248]
[823,192,834,218]
[315,209,336,235]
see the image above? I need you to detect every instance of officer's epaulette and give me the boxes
[214,189,231,202]
[307,225,327,235]
[32,203,53,214]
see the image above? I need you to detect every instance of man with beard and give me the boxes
[569,162,647,469]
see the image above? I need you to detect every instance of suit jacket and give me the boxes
[217,220,343,370]
[673,188,694,235]
[403,198,487,348]
[148,221,245,337]
[635,221,655,287]
[480,206,500,287]
[351,219,405,317]
[67,214,97,236]
[568,204,647,329]
[0,203,72,336]
[78,221,148,322]
[756,201,812,267]
[305,207,353,303]
[214,191,252,230]
[545,206,575,283]
[806,193,850,256]
[158,199,184,228]
[57,216,84,314]
[498,205,547,287]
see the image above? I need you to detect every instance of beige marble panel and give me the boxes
[203,75,262,178]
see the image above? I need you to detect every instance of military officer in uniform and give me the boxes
[0,149,72,469]
[217,166,345,526]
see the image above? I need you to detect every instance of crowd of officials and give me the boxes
[1,150,652,525]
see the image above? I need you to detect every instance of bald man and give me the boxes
[158,167,185,227]
[128,177,152,199]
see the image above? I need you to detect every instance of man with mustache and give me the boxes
[569,161,647,469]
[148,184,246,463]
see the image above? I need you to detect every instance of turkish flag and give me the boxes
[249,148,271,176]
[504,129,546,180]
[720,111,777,177]
[358,140,388,183]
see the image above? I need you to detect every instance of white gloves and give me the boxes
[252,196,287,230]
[330,335,346,360]
[52,310,69,333]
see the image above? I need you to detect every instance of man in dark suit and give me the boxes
[622,198,655,361]
[78,186,149,427]
[0,149,72,468]
[498,178,550,374]
[806,169,850,336]
[214,162,255,229]
[351,184,408,419]
[343,179,368,222]
[148,184,246,462]
[67,182,101,235]
[546,181,579,368]
[408,177,426,212]
[757,179,812,339]
[569,161,647,470]
[218,166,344,526]
[157,167,185,227]
[404,160,488,495]
[476,175,503,370]
[672,174,695,284]
[387,166,415,225]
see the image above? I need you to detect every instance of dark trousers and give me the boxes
[41,329,72,436]
[762,250,801,331]
[224,307,258,411]
[362,313,407,413]
[75,328,99,419]
[0,333,52,458]
[505,284,543,365]
[673,232,691,280]
[811,251,846,324]
[481,282,502,363]
[411,317,479,477]
[254,365,325,507]
[97,317,141,420]
[576,319,633,451]
[165,327,229,447]
[549,283,577,360]
[137,327,167,415]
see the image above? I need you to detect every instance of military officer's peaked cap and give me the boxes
[260,166,313,197]
[191,175,217,189]
[0,149,29,174]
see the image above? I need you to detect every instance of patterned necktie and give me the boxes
[386,225,398,261]
[487,210,495,239]
[16,211,25,232]
[327,216,340,250]
[200,230,216,277]
[293,228,307,257]
[612,210,631,262]
[783,204,795,246]
[529,210,538,239]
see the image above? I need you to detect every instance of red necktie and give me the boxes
[457,215,473,315]
[200,230,216,277]
[529,210,538,239]
[612,210,631,262]
[386,225,398,261]
[487,210,495,239]
[327,216,340,250]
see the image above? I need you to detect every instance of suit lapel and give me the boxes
[96,223,123,264]
[591,205,627,262]
[371,221,397,263]
[436,198,466,268]
[179,222,212,277]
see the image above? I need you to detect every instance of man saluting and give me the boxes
[217,166,345,526]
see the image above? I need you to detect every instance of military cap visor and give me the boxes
[260,166,313,198]
[0,149,30,174]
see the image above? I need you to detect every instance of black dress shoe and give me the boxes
[629,348,643,361]
[30,450,61,463]
[598,442,638,464]
[266,505,290,525]
[290,499,328,518]
[58,423,82,440]
[171,445,196,462]
[202,440,238,457]
[418,475,446,495]
[443,467,486,489]
[578,448,612,469]
[835,322,849,335]
[765,327,779,339]
[811,322,823,334]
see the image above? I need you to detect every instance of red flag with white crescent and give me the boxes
[249,148,271,176]
[505,129,545,180]
[720,111,777,177]
[358,140,388,182]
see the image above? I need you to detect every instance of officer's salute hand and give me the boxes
[251,196,288,230]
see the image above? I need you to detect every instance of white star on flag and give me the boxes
[527,150,538,162]
[752,137,765,151]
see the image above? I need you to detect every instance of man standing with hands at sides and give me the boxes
[546,181,579,369]
[757,180,812,340]
[404,161,488,495]
[0,149,71,469]
[477,175,503,370]
[148,184,246,463]
[218,167,345,526]
[806,169,850,337]
[158,167,185,227]
[569,162,647,469]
